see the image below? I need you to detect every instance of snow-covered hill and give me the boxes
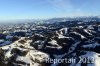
[0,21,100,66]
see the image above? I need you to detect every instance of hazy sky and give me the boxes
[0,0,100,20]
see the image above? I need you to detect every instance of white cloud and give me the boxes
[46,0,94,17]
[46,0,72,11]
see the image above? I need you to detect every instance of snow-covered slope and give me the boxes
[0,21,100,66]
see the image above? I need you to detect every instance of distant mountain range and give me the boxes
[0,16,100,24]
